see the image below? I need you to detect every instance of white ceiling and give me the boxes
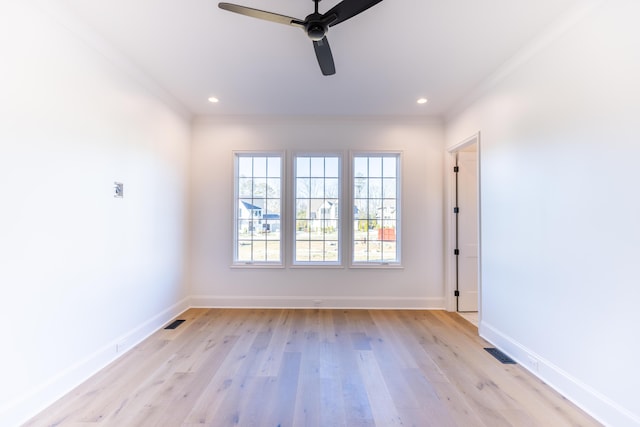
[55,0,585,117]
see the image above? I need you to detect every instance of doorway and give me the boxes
[448,134,480,319]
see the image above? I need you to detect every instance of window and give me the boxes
[234,153,282,265]
[294,155,341,264]
[233,151,400,268]
[353,154,400,264]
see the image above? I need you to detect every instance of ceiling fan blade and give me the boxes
[325,0,383,27]
[218,3,304,28]
[313,37,336,76]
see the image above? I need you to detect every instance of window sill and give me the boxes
[349,263,404,269]
[289,264,345,269]
[230,263,285,269]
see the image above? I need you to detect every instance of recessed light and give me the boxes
[417,97,428,104]
[208,96,219,103]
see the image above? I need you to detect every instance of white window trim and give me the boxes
[291,151,344,267]
[230,150,402,269]
[232,151,285,267]
[349,150,403,268]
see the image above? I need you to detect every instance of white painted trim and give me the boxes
[348,150,404,267]
[290,151,345,267]
[444,150,457,312]
[1,298,191,427]
[192,115,443,126]
[189,295,444,310]
[444,133,481,315]
[480,322,640,427]
[447,133,480,154]
[232,151,286,267]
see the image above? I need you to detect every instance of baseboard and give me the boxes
[189,295,445,310]
[2,297,190,427]
[479,321,640,427]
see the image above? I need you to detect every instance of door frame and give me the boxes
[445,132,482,317]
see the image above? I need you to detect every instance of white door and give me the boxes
[457,150,479,312]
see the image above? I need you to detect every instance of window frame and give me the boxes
[232,151,285,268]
[350,151,402,268]
[230,150,402,269]
[291,152,344,267]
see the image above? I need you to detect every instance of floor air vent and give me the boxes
[484,347,516,364]
[164,319,186,330]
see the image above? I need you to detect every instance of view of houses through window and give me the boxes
[353,154,399,263]
[295,156,341,264]
[235,154,282,263]
[234,152,400,266]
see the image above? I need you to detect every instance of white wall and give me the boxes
[445,1,640,425]
[8,0,638,424]
[190,116,445,309]
[0,2,191,425]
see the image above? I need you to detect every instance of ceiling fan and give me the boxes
[218,0,384,76]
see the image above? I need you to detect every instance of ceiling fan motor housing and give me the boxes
[305,14,328,40]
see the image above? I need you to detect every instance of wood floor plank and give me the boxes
[355,350,403,426]
[116,335,240,427]
[293,316,322,427]
[399,312,519,426]
[257,309,293,377]
[400,368,463,427]
[261,351,301,427]
[333,312,376,426]
[24,308,602,427]
[104,315,238,425]
[182,311,273,425]
[317,341,347,426]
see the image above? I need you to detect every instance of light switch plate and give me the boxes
[114,182,124,198]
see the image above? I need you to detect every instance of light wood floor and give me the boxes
[458,312,479,327]
[24,309,601,426]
